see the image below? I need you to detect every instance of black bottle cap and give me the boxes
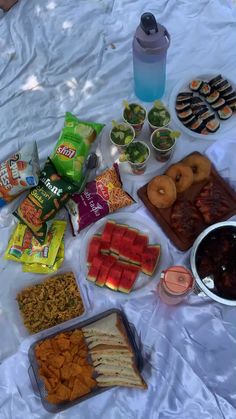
[140,12,158,35]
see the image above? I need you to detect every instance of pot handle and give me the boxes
[192,282,207,297]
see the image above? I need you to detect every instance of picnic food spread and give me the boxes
[1,69,236,412]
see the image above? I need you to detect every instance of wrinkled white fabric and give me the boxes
[0,0,236,418]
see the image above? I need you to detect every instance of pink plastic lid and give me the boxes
[161,265,194,296]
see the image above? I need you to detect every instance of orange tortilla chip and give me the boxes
[60,363,73,381]
[48,354,65,369]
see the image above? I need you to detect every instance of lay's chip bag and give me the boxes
[50,112,105,185]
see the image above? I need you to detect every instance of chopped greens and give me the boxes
[110,123,134,146]
[148,102,171,127]
[123,103,146,125]
[120,141,149,164]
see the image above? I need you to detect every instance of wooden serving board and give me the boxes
[137,152,236,251]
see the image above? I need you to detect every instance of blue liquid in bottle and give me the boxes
[133,52,166,102]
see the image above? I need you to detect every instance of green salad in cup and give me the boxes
[120,141,149,164]
[123,101,146,125]
[110,121,134,146]
[148,101,171,128]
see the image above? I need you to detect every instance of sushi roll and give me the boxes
[191,97,204,105]
[206,118,220,133]
[211,98,225,110]
[190,118,205,133]
[189,80,203,91]
[200,111,215,123]
[201,128,209,135]
[206,90,220,104]
[175,102,190,112]
[217,82,232,93]
[177,108,193,120]
[227,96,236,106]
[217,106,233,120]
[176,92,193,103]
[225,92,236,101]
[228,99,236,111]
[209,74,222,87]
[194,106,209,117]
[183,115,197,126]
[221,86,234,97]
[213,79,228,89]
[199,83,211,97]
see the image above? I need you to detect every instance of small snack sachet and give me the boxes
[50,112,105,185]
[5,220,66,268]
[14,159,76,243]
[66,164,134,234]
[0,142,40,208]
[22,241,65,274]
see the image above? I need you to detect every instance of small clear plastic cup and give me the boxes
[109,123,135,153]
[123,103,146,137]
[150,128,176,162]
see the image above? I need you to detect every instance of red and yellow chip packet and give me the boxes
[66,164,135,234]
[0,142,40,208]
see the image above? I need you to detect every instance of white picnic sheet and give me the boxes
[0,0,236,418]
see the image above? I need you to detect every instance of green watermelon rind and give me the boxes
[141,244,161,276]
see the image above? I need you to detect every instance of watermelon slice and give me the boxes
[141,245,161,276]
[119,228,139,260]
[118,265,140,293]
[100,220,116,253]
[105,262,124,291]
[95,254,117,287]
[87,255,104,282]
[87,235,102,265]
[110,224,128,254]
[123,233,149,265]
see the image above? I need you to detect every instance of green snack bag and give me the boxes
[51,112,105,185]
[14,160,77,243]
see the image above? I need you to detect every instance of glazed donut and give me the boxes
[182,154,211,183]
[147,175,177,208]
[165,163,194,193]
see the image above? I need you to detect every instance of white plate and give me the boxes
[79,212,170,298]
[169,72,236,141]
[100,123,173,182]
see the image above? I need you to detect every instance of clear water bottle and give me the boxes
[133,13,171,102]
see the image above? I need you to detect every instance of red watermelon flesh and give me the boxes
[110,224,128,254]
[95,254,117,287]
[119,228,139,260]
[87,255,104,282]
[87,235,102,265]
[105,262,124,291]
[118,266,140,293]
[100,220,116,253]
[126,233,149,265]
[141,245,161,276]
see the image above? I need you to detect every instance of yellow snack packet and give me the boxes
[22,241,64,274]
[5,220,66,266]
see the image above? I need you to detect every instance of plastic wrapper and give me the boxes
[14,159,77,243]
[0,142,40,208]
[5,220,66,268]
[51,112,105,185]
[66,164,135,234]
[22,241,64,274]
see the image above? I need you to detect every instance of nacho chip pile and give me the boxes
[35,329,96,404]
